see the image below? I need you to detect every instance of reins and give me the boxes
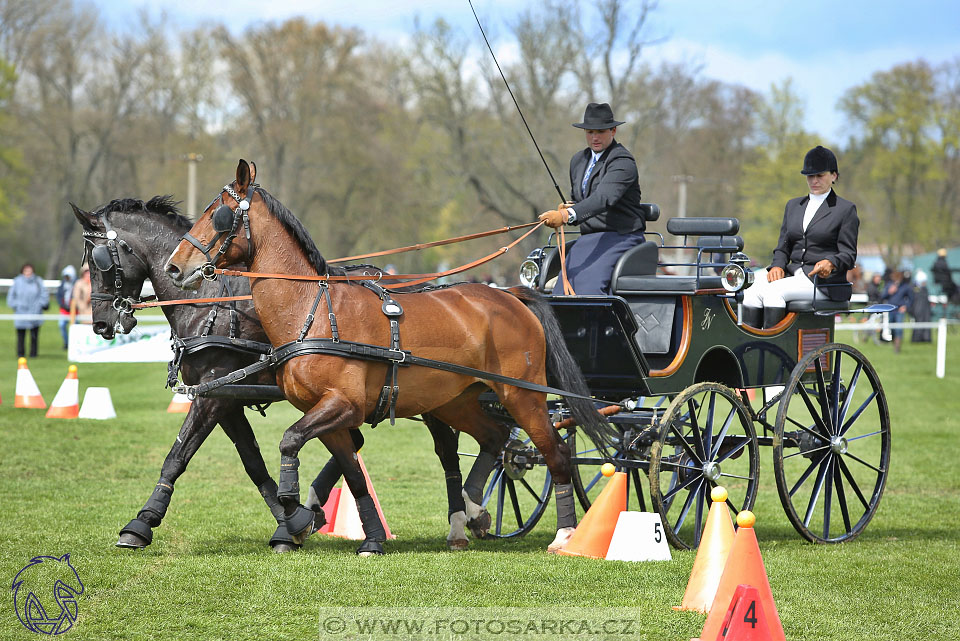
[134,220,545,309]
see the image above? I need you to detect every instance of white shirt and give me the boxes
[802,190,829,232]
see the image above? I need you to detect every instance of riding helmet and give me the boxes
[800,145,838,175]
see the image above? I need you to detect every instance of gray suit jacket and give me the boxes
[771,189,859,301]
[569,141,644,234]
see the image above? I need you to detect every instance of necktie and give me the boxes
[581,154,598,195]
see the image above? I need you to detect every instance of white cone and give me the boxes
[167,392,192,413]
[605,511,672,562]
[79,387,117,420]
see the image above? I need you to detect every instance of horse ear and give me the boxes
[71,203,96,229]
[236,159,251,192]
[249,161,257,183]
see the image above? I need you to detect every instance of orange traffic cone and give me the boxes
[323,453,395,540]
[698,511,785,641]
[46,365,80,419]
[675,486,736,612]
[557,467,627,559]
[316,488,342,535]
[712,584,774,640]
[167,392,192,413]
[14,357,46,409]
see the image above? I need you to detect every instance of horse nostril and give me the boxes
[166,263,181,280]
[92,321,108,335]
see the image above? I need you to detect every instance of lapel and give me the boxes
[804,190,837,233]
[582,142,617,197]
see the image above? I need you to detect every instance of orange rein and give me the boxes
[133,221,545,309]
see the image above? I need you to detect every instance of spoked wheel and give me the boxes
[650,382,759,550]
[481,428,554,538]
[774,343,890,543]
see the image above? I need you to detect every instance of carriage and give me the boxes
[473,204,890,550]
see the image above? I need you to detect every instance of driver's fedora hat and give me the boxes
[573,102,625,130]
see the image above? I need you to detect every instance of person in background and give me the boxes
[7,263,49,358]
[865,272,883,304]
[57,265,76,349]
[932,248,958,303]
[910,271,932,343]
[538,102,645,295]
[881,270,914,353]
[70,265,92,325]
[741,146,859,328]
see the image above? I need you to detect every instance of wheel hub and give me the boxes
[830,436,848,454]
[702,461,721,482]
[502,439,534,480]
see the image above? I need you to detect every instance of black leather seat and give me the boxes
[786,299,849,312]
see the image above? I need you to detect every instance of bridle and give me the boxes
[82,211,152,317]
[181,183,256,282]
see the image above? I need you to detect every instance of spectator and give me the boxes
[881,270,914,353]
[70,265,92,325]
[56,265,76,349]
[932,248,958,302]
[7,263,49,358]
[911,271,932,343]
[865,272,883,304]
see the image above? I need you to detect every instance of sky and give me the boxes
[89,0,960,140]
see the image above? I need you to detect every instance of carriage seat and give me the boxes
[786,299,850,312]
[611,218,743,295]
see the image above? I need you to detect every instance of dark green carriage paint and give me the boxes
[545,293,835,399]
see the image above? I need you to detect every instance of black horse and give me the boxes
[72,196,484,552]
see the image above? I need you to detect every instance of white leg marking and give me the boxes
[547,526,576,554]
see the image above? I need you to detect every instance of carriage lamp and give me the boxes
[720,253,754,293]
[519,249,543,288]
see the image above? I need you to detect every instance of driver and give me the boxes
[741,146,859,328]
[538,102,645,295]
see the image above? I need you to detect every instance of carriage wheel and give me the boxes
[481,430,554,538]
[773,343,890,543]
[649,382,759,550]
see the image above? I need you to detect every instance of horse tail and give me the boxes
[506,286,619,452]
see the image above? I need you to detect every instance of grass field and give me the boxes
[0,314,958,640]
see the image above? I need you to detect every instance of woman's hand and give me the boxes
[809,259,836,278]
[767,266,785,282]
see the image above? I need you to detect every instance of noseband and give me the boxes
[82,213,152,317]
[182,183,256,281]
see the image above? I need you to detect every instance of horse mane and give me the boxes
[93,195,191,228]
[254,188,344,276]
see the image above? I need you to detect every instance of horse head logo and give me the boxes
[11,554,84,635]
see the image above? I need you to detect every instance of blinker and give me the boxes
[212,204,235,233]
[91,244,114,271]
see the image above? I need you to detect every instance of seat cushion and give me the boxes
[786,299,850,312]
[614,275,723,294]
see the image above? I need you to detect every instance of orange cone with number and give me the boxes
[324,453,395,540]
[46,365,80,418]
[674,486,736,612]
[557,469,627,559]
[14,358,46,409]
[711,584,773,640]
[167,392,192,413]
[698,511,784,641]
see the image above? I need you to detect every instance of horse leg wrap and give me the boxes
[284,505,316,540]
[268,524,300,552]
[117,518,154,548]
[308,458,343,508]
[356,494,387,542]
[446,472,466,520]
[463,451,498,504]
[138,478,174,526]
[555,483,577,530]
[258,480,285,523]
[277,456,301,504]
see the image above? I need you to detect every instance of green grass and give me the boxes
[0,315,958,640]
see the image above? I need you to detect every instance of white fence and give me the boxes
[836,316,956,378]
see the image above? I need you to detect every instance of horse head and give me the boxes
[72,201,158,338]
[166,159,258,290]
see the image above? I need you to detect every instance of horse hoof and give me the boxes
[284,505,316,545]
[356,540,384,556]
[116,519,153,549]
[447,538,469,551]
[115,532,149,549]
[271,543,300,554]
[547,526,576,554]
[467,510,492,539]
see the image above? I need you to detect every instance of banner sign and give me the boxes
[68,324,173,363]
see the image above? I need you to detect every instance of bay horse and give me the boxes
[165,159,613,555]
[72,196,479,553]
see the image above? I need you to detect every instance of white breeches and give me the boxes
[742,269,815,309]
